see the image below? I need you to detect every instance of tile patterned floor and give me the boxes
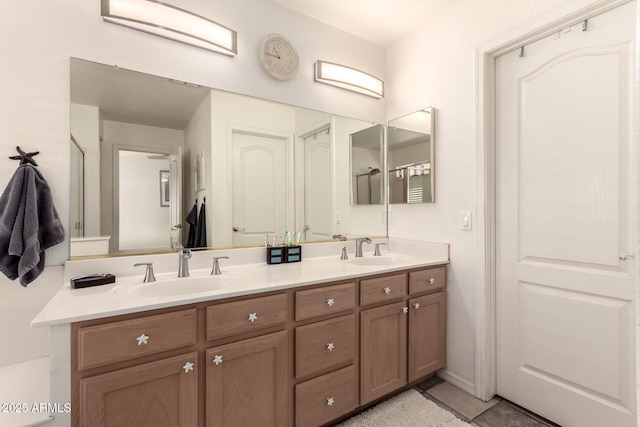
[415,377,562,427]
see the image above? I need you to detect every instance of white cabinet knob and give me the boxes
[327,298,335,307]
[182,361,194,373]
[402,306,409,314]
[327,397,335,406]
[428,277,435,285]
[136,333,149,346]
[326,342,335,351]
[213,355,223,365]
[414,303,421,310]
[384,287,391,295]
[248,312,258,323]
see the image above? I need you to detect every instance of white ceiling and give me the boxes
[272,0,455,46]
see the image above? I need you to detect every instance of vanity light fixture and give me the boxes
[101,0,237,56]
[314,60,384,99]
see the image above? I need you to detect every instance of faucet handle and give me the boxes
[211,256,230,275]
[373,243,387,256]
[134,262,156,283]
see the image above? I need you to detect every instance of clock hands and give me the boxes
[265,50,281,59]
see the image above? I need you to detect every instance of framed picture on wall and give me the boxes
[160,170,170,207]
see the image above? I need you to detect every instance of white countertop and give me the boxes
[32,239,449,327]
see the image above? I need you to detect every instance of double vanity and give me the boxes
[33,239,449,427]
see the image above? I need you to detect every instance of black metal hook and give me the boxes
[9,146,39,166]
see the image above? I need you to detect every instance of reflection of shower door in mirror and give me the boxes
[169,147,182,249]
[116,148,176,253]
[303,127,332,242]
[70,135,85,238]
[232,130,291,246]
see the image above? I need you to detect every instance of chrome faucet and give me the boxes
[211,256,229,276]
[355,237,372,257]
[178,249,192,277]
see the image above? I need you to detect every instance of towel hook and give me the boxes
[9,146,39,166]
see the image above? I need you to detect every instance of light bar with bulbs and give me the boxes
[314,60,384,98]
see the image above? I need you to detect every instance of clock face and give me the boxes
[259,34,299,81]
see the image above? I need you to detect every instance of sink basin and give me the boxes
[348,255,414,266]
[113,272,249,297]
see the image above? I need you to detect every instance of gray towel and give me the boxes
[0,164,65,286]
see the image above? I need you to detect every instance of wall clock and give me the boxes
[259,34,300,81]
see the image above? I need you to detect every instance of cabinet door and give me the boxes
[408,292,446,382]
[79,352,198,427]
[206,331,289,427]
[360,302,407,405]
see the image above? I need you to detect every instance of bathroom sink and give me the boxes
[348,255,414,266]
[113,272,249,297]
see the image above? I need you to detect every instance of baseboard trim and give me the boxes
[436,369,477,398]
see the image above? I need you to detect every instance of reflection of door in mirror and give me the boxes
[303,126,332,241]
[117,149,177,252]
[350,125,384,205]
[231,129,292,246]
[70,135,85,238]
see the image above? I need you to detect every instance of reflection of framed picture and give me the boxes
[160,170,170,207]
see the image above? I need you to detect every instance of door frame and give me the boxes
[474,0,638,402]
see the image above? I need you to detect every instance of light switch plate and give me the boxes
[461,211,472,230]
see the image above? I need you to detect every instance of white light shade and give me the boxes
[314,61,384,98]
[102,0,237,56]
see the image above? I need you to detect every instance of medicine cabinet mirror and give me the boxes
[387,107,435,204]
[69,58,386,258]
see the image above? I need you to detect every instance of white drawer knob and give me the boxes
[136,333,149,346]
[327,397,335,406]
[384,287,391,295]
[402,306,409,314]
[428,278,435,285]
[326,342,335,351]
[182,361,194,373]
[414,303,421,310]
[213,355,223,365]
[248,312,258,323]
[327,298,335,307]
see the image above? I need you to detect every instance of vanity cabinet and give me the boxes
[71,265,446,427]
[360,266,446,405]
[78,352,198,427]
[206,331,289,427]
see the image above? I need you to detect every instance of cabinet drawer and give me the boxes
[295,282,355,321]
[207,293,288,341]
[296,314,355,378]
[77,309,197,370]
[360,273,407,306]
[409,266,446,295]
[296,365,356,427]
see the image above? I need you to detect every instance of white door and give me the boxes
[231,130,290,246]
[303,127,332,242]
[496,3,636,427]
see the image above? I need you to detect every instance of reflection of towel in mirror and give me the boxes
[195,200,207,248]
[0,165,65,286]
[185,202,198,248]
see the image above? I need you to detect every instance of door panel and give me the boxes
[231,131,289,246]
[304,127,332,241]
[495,3,636,426]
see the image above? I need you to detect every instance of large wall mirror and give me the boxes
[69,58,386,258]
[387,107,435,204]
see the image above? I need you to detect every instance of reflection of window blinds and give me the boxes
[408,175,423,203]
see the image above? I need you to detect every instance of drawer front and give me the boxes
[360,273,407,306]
[296,365,356,427]
[409,266,446,295]
[207,293,288,341]
[295,282,355,321]
[296,314,355,378]
[78,309,197,370]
